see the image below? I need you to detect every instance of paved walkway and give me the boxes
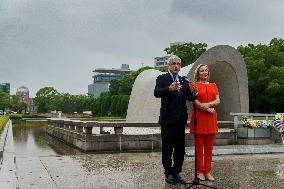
[0,121,19,188]
[1,123,284,188]
[8,152,284,189]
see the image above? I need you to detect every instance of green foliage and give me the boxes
[93,66,154,118]
[34,86,97,114]
[115,97,122,117]
[0,92,10,111]
[22,114,48,118]
[9,95,26,113]
[109,95,119,116]
[238,38,284,113]
[109,66,153,96]
[9,114,23,120]
[0,116,9,133]
[34,87,59,113]
[91,94,130,118]
[120,95,130,117]
[164,42,207,67]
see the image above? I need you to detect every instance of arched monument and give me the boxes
[126,45,249,123]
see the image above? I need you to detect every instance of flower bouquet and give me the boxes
[241,116,273,128]
[272,113,284,145]
[273,113,284,133]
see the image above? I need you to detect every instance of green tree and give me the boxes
[9,95,26,113]
[53,93,73,113]
[109,80,120,95]
[115,96,122,117]
[238,38,284,112]
[92,100,100,116]
[74,94,90,113]
[100,94,111,116]
[85,95,97,111]
[265,65,284,112]
[120,95,130,118]
[0,92,10,111]
[164,42,207,67]
[109,66,153,96]
[34,87,59,113]
[49,94,63,112]
[109,95,119,116]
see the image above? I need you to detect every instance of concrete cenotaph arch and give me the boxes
[126,45,249,123]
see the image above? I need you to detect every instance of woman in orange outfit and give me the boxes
[189,64,220,182]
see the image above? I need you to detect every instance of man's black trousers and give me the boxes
[161,122,185,176]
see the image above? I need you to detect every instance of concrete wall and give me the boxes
[46,120,235,152]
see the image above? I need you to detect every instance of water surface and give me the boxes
[13,125,83,157]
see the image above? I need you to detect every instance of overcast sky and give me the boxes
[1,0,284,97]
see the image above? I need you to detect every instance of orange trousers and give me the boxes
[195,133,215,174]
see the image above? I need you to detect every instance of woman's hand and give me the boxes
[201,103,210,110]
[206,108,216,114]
[202,102,211,108]
[203,102,211,107]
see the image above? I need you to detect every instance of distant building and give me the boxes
[170,42,186,46]
[154,56,170,68]
[16,86,37,114]
[0,83,10,94]
[154,42,187,68]
[88,64,133,97]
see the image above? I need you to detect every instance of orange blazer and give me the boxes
[189,82,219,134]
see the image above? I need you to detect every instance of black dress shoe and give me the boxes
[175,173,187,184]
[165,174,176,184]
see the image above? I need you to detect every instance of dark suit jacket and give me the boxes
[154,72,194,126]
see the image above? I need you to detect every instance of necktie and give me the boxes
[173,75,177,82]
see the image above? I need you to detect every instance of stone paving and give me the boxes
[0,121,19,189]
[1,124,284,188]
[12,152,284,189]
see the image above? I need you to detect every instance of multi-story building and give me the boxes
[154,42,187,68]
[154,56,170,68]
[88,64,132,97]
[16,86,37,114]
[0,83,10,94]
[170,42,186,46]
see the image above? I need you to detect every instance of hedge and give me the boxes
[8,114,22,120]
[0,116,9,134]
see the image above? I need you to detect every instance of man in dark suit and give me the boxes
[154,55,195,184]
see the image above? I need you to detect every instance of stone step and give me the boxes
[185,144,284,156]
[185,128,235,146]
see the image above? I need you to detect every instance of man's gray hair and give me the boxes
[167,55,181,65]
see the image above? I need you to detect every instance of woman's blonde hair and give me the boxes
[194,64,210,82]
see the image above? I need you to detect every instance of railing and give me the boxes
[46,118,235,151]
[230,113,276,144]
[46,118,163,151]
